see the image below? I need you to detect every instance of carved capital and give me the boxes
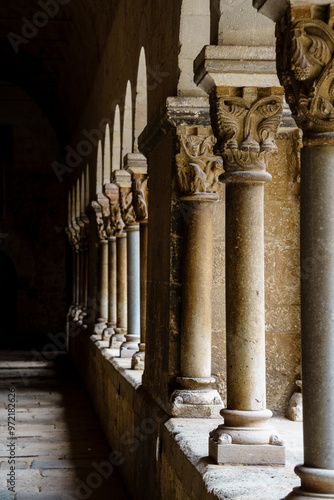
[104,183,125,235]
[277,6,334,136]
[175,126,224,195]
[120,191,136,226]
[97,193,113,237]
[132,178,148,221]
[90,201,107,241]
[211,87,283,176]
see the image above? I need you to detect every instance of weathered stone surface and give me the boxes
[0,355,128,499]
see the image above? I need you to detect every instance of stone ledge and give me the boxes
[87,334,303,500]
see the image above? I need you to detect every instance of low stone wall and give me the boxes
[71,332,303,500]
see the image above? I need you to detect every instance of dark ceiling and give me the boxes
[0,0,119,148]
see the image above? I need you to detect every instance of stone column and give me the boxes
[195,50,285,463]
[167,126,223,417]
[115,167,141,358]
[125,154,149,370]
[91,199,109,335]
[254,1,334,496]
[109,171,129,349]
[102,183,121,341]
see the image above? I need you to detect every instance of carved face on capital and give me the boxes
[277,16,334,132]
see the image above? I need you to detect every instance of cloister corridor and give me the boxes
[0,351,129,499]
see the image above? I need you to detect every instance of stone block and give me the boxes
[209,437,285,465]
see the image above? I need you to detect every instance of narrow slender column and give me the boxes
[102,236,117,340]
[131,220,148,369]
[91,200,108,335]
[110,231,127,347]
[206,86,285,464]
[170,126,223,418]
[125,155,149,369]
[96,239,108,328]
[254,2,334,496]
[121,223,140,357]
[74,249,81,321]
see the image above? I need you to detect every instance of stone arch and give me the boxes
[122,80,133,161]
[96,140,103,193]
[103,124,111,184]
[134,47,148,151]
[112,105,121,171]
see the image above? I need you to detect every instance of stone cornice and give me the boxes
[194,46,280,95]
[138,97,211,156]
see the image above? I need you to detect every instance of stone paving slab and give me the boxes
[0,354,129,500]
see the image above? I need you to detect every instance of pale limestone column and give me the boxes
[110,231,127,348]
[91,200,108,335]
[168,126,223,418]
[109,171,130,349]
[125,154,149,370]
[121,222,140,357]
[195,50,285,463]
[255,1,334,496]
[102,236,117,340]
[103,183,123,342]
[114,167,140,358]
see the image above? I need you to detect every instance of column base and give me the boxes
[171,379,223,418]
[94,320,106,335]
[120,336,140,358]
[283,466,334,499]
[131,349,145,370]
[209,409,285,465]
[109,328,127,349]
[102,324,115,341]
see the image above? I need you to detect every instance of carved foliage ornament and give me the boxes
[176,134,224,195]
[214,93,283,172]
[110,203,125,234]
[132,178,148,221]
[277,16,334,133]
[91,201,107,240]
[120,191,136,226]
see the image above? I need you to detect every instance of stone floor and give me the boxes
[0,351,130,500]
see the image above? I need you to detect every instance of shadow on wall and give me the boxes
[0,251,17,348]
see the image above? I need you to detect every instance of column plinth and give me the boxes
[110,232,127,348]
[120,223,140,357]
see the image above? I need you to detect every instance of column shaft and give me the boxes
[226,182,266,410]
[180,197,215,380]
[103,236,117,340]
[131,220,148,369]
[94,240,108,333]
[121,225,140,356]
[301,146,334,470]
[139,221,148,349]
[110,233,127,347]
